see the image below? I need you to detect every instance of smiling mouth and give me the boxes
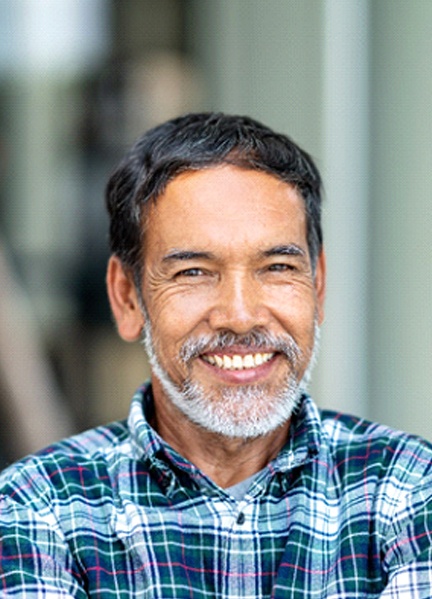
[201,352,275,371]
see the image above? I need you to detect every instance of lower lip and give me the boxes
[198,354,279,384]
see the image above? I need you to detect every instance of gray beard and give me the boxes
[141,318,320,440]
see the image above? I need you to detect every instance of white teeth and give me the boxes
[232,355,243,369]
[223,355,232,369]
[203,352,274,371]
[254,353,263,366]
[243,354,255,368]
[214,355,224,368]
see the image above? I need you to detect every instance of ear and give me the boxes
[106,256,145,342]
[314,250,326,326]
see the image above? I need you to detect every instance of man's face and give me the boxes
[139,165,325,438]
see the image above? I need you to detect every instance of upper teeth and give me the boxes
[203,353,274,370]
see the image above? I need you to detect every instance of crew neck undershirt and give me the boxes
[226,469,264,501]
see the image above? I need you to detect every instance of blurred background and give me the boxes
[0,0,431,465]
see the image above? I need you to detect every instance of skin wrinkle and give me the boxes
[135,167,316,292]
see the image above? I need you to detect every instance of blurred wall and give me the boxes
[368,1,432,436]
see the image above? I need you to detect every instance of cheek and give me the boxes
[146,284,213,334]
[148,297,211,366]
[270,292,318,352]
[270,285,316,321]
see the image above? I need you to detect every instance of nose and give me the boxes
[208,272,270,334]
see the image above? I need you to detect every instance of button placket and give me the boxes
[221,500,259,598]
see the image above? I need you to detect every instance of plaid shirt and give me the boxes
[1,384,432,597]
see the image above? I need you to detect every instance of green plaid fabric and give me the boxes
[1,383,432,597]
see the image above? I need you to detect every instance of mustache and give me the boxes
[179,329,302,366]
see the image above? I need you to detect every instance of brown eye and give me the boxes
[175,268,205,278]
[267,263,294,272]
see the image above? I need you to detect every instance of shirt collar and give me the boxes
[127,383,169,464]
[269,394,322,474]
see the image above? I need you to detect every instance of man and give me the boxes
[1,113,432,597]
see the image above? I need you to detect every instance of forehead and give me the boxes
[144,165,307,254]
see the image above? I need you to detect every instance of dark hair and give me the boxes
[106,112,323,275]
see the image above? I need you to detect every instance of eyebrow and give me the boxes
[261,244,306,258]
[162,250,216,263]
[162,245,306,263]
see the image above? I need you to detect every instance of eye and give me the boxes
[267,263,295,272]
[175,267,205,278]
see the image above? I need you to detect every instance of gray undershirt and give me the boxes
[226,469,264,501]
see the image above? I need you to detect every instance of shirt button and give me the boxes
[236,512,245,525]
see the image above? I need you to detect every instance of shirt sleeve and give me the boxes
[0,493,86,597]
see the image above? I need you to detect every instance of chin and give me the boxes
[155,362,301,439]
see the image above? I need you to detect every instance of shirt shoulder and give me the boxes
[0,419,130,509]
[319,408,432,488]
